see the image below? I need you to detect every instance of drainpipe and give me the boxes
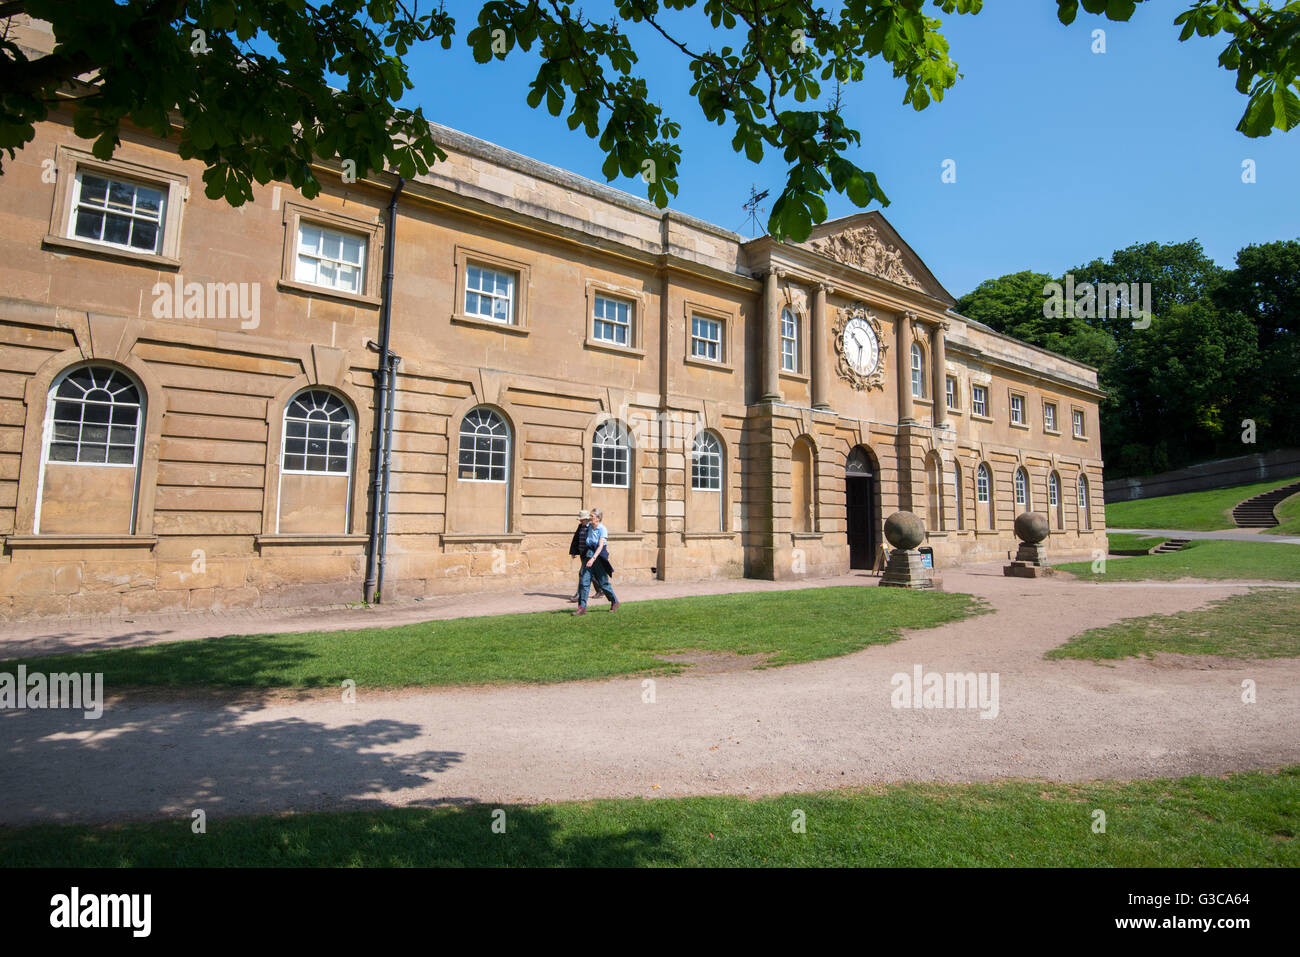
[376,349,400,601]
[364,174,405,604]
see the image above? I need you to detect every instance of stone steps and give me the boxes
[1151,538,1191,554]
[1231,480,1300,528]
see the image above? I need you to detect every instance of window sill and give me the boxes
[584,337,646,359]
[970,414,994,424]
[606,532,643,541]
[683,355,734,373]
[1009,421,1030,431]
[278,278,381,308]
[450,313,530,336]
[779,370,810,384]
[974,530,1002,537]
[945,406,962,416]
[913,396,933,406]
[682,531,737,541]
[255,535,367,548]
[791,532,822,541]
[5,534,158,550]
[1044,428,1061,436]
[442,533,526,545]
[43,234,180,270]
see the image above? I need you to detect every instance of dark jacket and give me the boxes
[568,523,586,557]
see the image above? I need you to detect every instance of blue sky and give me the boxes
[398,1,1299,298]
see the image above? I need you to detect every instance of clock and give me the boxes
[833,304,888,392]
[842,315,879,376]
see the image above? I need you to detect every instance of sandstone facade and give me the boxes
[0,105,1107,619]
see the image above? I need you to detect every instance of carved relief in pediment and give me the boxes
[809,225,924,292]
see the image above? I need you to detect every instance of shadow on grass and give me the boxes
[0,800,676,867]
[0,693,465,829]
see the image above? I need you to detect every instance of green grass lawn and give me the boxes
[1,768,1294,867]
[1047,589,1300,661]
[1057,539,1300,582]
[1106,532,1167,554]
[0,587,982,691]
[1264,491,1300,536]
[1105,475,1300,531]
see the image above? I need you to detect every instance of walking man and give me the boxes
[567,509,591,602]
[573,507,619,616]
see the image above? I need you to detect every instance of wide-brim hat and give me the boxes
[578,509,591,520]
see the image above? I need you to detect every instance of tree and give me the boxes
[1212,239,1300,446]
[1,1,1297,240]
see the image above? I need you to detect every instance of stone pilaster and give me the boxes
[761,269,781,403]
[896,310,915,424]
[931,319,948,429]
[811,283,830,410]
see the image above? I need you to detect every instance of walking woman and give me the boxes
[573,507,619,616]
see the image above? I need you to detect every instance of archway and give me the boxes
[846,445,880,570]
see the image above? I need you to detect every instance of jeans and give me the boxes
[578,558,617,608]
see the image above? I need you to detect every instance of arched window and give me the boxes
[592,420,630,488]
[283,390,354,475]
[952,462,964,531]
[1077,473,1092,530]
[457,407,509,482]
[1048,471,1063,529]
[38,365,144,534]
[279,389,355,533]
[449,406,512,533]
[1014,467,1030,510]
[689,430,724,531]
[910,342,925,397]
[926,453,943,532]
[691,431,722,491]
[976,463,994,529]
[780,307,799,372]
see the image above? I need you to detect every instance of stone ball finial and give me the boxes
[884,511,925,550]
[1014,512,1049,544]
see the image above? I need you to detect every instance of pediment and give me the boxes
[796,211,955,306]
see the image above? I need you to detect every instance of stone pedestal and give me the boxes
[1004,513,1053,578]
[881,547,936,588]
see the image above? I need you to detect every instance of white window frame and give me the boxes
[66,169,167,256]
[295,221,368,296]
[946,375,958,410]
[911,342,925,398]
[1044,402,1058,432]
[1010,393,1025,425]
[971,384,988,417]
[780,307,799,373]
[591,293,632,346]
[280,390,355,477]
[1072,408,1086,438]
[691,314,722,362]
[592,420,631,489]
[691,431,723,491]
[1014,467,1029,508]
[463,262,516,324]
[457,407,510,483]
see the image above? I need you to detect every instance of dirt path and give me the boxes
[2,566,1297,826]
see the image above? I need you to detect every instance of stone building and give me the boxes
[0,66,1106,618]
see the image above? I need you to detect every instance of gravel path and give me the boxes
[1110,527,1300,544]
[2,566,1297,826]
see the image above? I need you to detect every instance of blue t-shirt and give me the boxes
[584,523,608,557]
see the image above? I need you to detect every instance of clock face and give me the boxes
[843,316,880,375]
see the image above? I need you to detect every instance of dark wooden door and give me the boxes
[846,473,876,569]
